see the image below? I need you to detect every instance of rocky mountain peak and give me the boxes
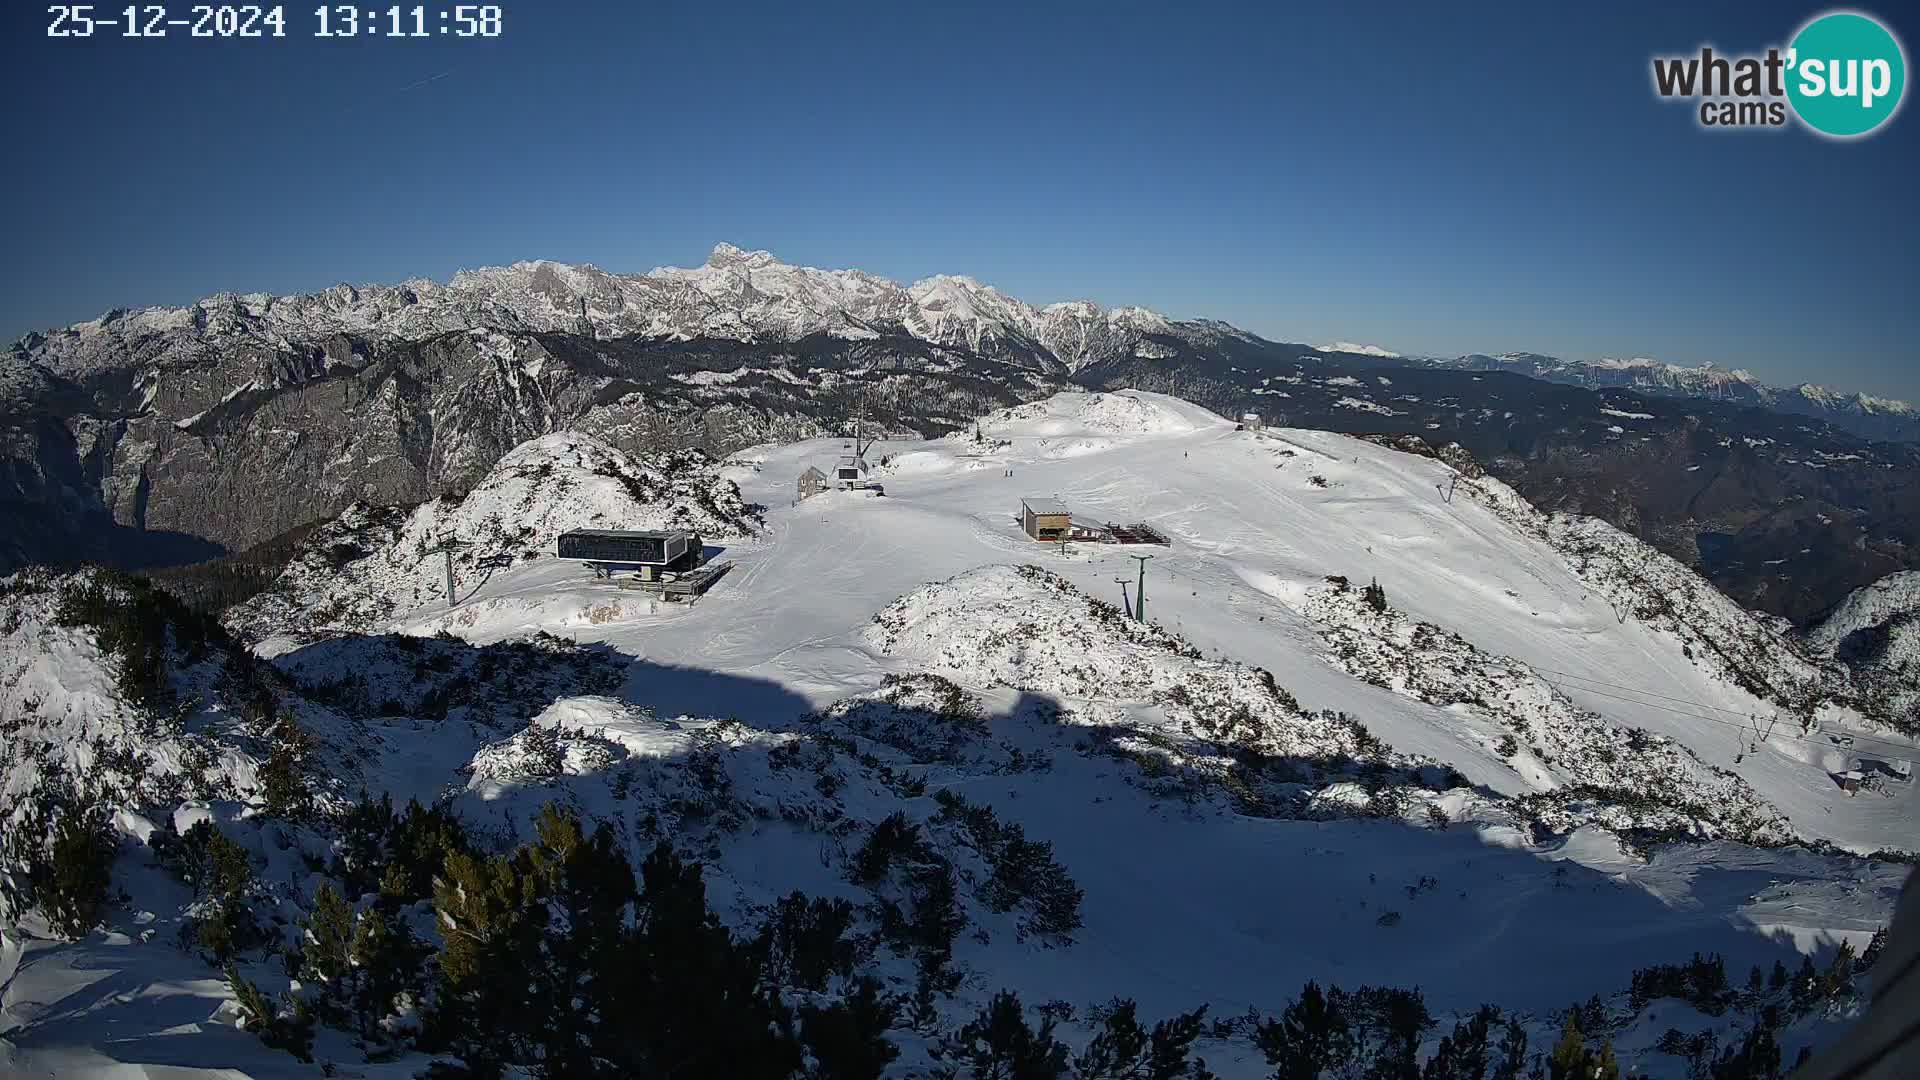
[704,241,780,269]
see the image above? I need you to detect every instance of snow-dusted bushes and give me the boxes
[1459,478,1833,717]
[281,630,628,733]
[150,818,266,962]
[230,432,764,637]
[0,568,374,950]
[7,781,117,939]
[806,673,991,764]
[932,789,1084,939]
[868,565,1381,764]
[1304,580,1795,846]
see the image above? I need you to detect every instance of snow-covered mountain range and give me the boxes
[16,244,1212,382]
[16,246,1910,439]
[1415,353,1919,443]
[4,390,1913,1078]
[7,244,1920,634]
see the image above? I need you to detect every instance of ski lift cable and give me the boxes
[1537,677,1914,756]
[1537,679,1776,728]
[1527,666,1763,718]
[1531,667,1920,755]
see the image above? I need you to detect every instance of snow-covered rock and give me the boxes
[1459,475,1832,714]
[1808,572,1920,735]
[1302,579,1794,846]
[1317,342,1402,358]
[959,390,1224,442]
[868,564,1385,764]
[0,569,368,834]
[229,431,759,638]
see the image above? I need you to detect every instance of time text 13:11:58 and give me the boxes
[46,6,505,38]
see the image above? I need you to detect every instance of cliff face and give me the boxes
[6,328,1049,565]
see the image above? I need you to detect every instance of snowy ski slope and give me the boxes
[5,391,1914,1079]
[379,391,1912,854]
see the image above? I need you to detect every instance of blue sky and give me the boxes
[2,1,1915,399]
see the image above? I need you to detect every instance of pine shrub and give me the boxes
[944,991,1069,1080]
[34,795,117,938]
[1073,998,1214,1080]
[227,963,316,1063]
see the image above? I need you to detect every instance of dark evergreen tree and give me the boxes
[1789,956,1820,1012]
[183,823,261,963]
[227,963,316,1063]
[384,797,475,903]
[1351,986,1430,1080]
[34,792,116,939]
[1859,926,1889,972]
[521,719,566,778]
[1590,1042,1620,1080]
[1362,579,1388,614]
[1256,981,1353,1080]
[1544,1013,1617,1080]
[1071,998,1214,1080]
[1821,941,1856,999]
[1546,1015,1587,1080]
[798,976,900,1080]
[257,718,315,820]
[947,991,1069,1080]
[429,844,539,1072]
[522,805,636,1078]
[332,790,396,899]
[851,812,927,884]
[911,864,967,964]
[1489,1016,1529,1080]
[1423,1005,1498,1080]
[426,809,817,1079]
[594,839,803,1079]
[759,891,857,992]
[1709,1015,1782,1080]
[301,882,355,986]
[297,880,356,1025]
[348,903,423,1039]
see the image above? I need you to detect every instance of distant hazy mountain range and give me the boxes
[1403,351,1918,444]
[5,244,1917,622]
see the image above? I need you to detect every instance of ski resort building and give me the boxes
[797,466,829,502]
[1018,498,1171,545]
[1240,412,1264,430]
[555,527,733,602]
[835,453,869,485]
[829,439,884,494]
[1068,517,1113,542]
[1021,497,1072,541]
[556,529,703,579]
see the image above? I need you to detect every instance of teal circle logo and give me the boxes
[1786,11,1906,137]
